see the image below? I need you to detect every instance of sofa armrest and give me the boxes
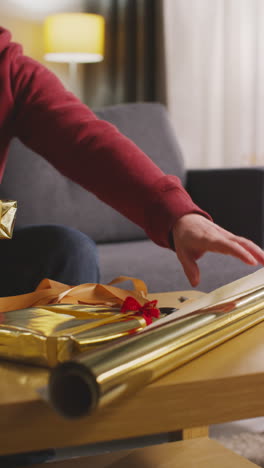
[186,167,264,247]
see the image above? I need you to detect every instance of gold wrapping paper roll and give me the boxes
[0,200,17,239]
[48,285,264,418]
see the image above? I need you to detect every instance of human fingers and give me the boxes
[227,235,264,265]
[211,223,264,263]
[176,249,200,287]
[206,224,264,265]
[204,235,259,266]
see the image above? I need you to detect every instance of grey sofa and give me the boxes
[1,102,263,294]
[2,101,264,464]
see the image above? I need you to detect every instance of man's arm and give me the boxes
[9,50,207,249]
[7,40,264,285]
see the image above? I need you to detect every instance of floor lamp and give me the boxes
[44,12,105,94]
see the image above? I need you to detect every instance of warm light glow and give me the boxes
[44,13,105,63]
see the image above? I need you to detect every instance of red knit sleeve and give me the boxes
[9,49,211,249]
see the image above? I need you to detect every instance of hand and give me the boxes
[172,214,264,287]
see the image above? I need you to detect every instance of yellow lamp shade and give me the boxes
[44,13,105,63]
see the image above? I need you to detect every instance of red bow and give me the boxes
[121,296,160,325]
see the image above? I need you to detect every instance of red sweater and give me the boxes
[0,27,209,249]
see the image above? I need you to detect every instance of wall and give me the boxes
[161,0,264,168]
[0,0,86,98]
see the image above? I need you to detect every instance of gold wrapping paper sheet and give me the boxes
[0,277,153,367]
[40,303,122,319]
[48,283,264,418]
[162,282,264,325]
[148,268,264,328]
[0,200,17,239]
[0,306,146,367]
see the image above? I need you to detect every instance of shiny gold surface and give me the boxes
[0,200,17,239]
[5,285,264,454]
[40,303,121,319]
[48,282,264,417]
[0,305,146,366]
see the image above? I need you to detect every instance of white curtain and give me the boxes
[161,0,264,168]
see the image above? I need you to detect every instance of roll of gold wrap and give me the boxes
[48,285,264,418]
[0,200,17,239]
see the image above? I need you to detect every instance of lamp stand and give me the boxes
[68,61,79,95]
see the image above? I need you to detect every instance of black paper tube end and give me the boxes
[48,362,99,419]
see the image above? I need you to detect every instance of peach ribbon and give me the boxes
[0,276,149,313]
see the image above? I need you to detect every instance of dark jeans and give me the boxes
[0,224,100,297]
[0,225,99,465]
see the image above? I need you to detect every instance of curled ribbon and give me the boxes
[121,296,160,325]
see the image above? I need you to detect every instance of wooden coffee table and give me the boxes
[1,290,264,467]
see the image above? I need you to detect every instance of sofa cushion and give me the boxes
[0,137,145,243]
[0,102,186,244]
[94,102,186,183]
[98,239,262,293]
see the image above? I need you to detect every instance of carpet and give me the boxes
[213,432,264,466]
[211,418,264,467]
